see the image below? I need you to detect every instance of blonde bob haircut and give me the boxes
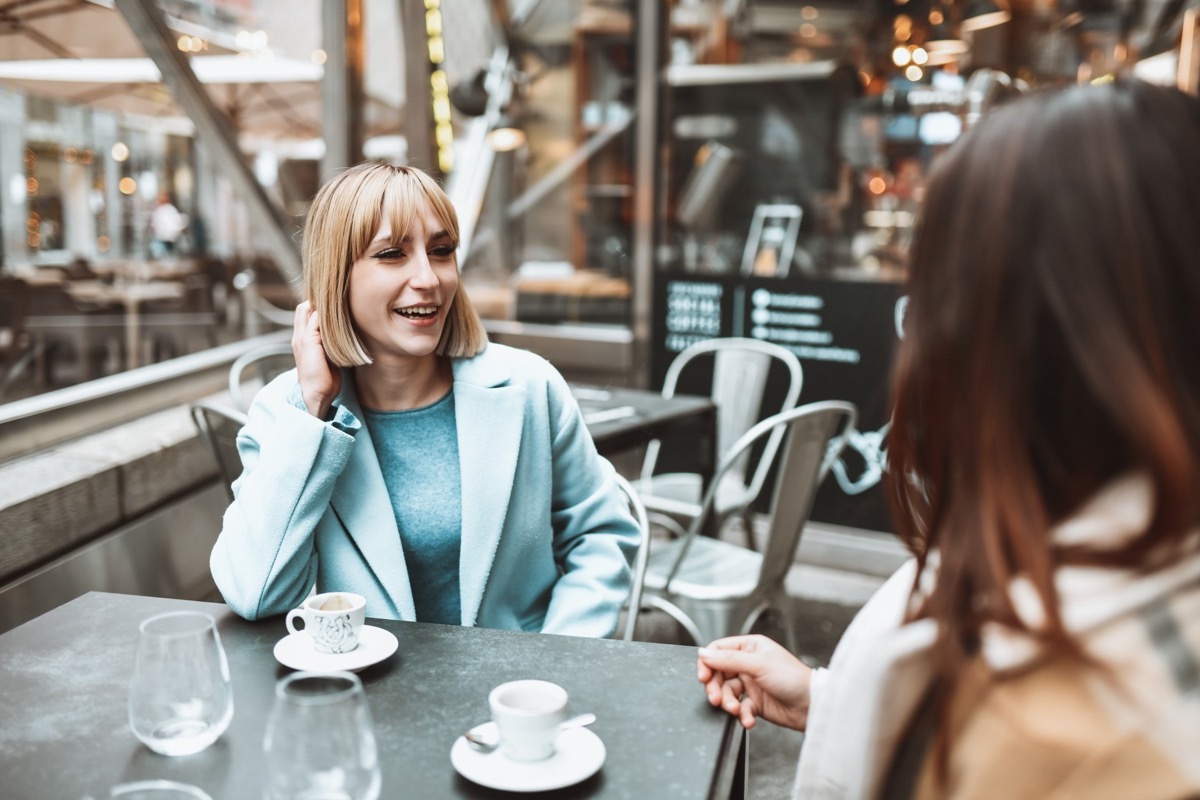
[303,161,488,367]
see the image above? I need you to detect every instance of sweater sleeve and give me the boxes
[209,375,361,620]
[538,367,639,638]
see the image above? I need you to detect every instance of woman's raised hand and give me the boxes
[697,634,813,732]
[292,301,342,419]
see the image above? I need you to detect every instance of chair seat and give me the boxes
[644,537,762,600]
[637,472,753,520]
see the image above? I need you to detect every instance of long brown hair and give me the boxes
[886,80,1200,680]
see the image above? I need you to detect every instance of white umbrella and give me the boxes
[0,54,403,140]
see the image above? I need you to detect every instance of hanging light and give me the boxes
[488,114,525,152]
[925,1,968,57]
[960,0,1011,32]
[926,23,968,54]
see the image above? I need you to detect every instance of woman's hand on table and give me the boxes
[697,634,812,732]
[293,301,342,420]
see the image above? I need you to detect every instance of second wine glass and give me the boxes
[263,670,381,800]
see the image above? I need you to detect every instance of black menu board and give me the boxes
[652,272,904,534]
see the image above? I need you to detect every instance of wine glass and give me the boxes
[127,611,233,757]
[106,780,214,799]
[263,671,381,800]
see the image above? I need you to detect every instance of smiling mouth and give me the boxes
[394,304,439,319]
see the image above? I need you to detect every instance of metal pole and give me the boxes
[321,0,364,181]
[630,0,663,387]
[400,0,436,174]
[113,0,303,287]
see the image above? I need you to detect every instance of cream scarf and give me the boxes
[793,473,1200,799]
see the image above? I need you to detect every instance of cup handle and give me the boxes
[285,608,305,636]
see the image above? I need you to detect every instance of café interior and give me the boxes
[0,0,1196,798]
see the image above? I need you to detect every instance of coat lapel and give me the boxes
[328,375,417,620]
[454,351,524,627]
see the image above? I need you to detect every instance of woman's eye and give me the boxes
[374,248,404,260]
[431,245,457,258]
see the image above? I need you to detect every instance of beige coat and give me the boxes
[796,474,1200,799]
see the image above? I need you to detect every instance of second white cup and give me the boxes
[285,592,366,654]
[488,680,568,762]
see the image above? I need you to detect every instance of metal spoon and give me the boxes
[463,713,597,753]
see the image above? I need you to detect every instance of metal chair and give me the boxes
[642,400,857,649]
[636,337,803,548]
[228,342,295,411]
[612,472,651,642]
[189,400,249,501]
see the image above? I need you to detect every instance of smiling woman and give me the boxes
[209,162,640,639]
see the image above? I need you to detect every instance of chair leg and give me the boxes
[739,602,769,638]
[741,510,757,551]
[648,512,689,540]
[740,598,799,655]
[643,595,706,646]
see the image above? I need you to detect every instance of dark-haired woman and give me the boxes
[697,80,1200,799]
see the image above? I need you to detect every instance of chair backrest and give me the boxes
[612,472,651,642]
[642,337,803,498]
[754,401,856,592]
[668,400,857,590]
[189,400,249,501]
[229,342,295,411]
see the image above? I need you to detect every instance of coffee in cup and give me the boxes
[285,592,366,654]
[488,680,568,762]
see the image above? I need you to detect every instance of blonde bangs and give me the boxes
[302,162,486,365]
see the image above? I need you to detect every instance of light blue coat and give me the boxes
[209,343,638,638]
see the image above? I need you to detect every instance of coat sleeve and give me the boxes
[538,368,639,638]
[209,376,361,620]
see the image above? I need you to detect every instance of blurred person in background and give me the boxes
[697,79,1200,799]
[150,192,187,257]
[210,162,637,638]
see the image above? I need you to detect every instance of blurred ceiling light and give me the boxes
[960,0,1011,32]
[488,117,525,152]
[929,9,945,24]
[111,142,130,162]
[926,28,969,54]
[799,23,818,38]
[801,5,818,18]
[923,48,964,65]
[893,46,912,66]
[911,46,929,64]
[905,64,925,80]
[176,35,205,52]
[118,177,137,195]
[311,49,327,65]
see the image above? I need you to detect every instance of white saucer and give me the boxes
[450,723,605,792]
[273,625,398,672]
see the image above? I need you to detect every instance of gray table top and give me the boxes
[0,592,740,799]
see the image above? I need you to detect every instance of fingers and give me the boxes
[702,635,764,653]
[703,671,725,706]
[720,677,744,714]
[697,647,765,679]
[739,700,759,730]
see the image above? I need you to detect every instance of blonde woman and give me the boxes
[211,163,637,637]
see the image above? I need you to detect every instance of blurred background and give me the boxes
[0,0,1196,662]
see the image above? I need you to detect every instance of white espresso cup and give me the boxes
[285,592,366,654]
[488,680,568,762]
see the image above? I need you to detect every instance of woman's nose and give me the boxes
[408,251,439,288]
